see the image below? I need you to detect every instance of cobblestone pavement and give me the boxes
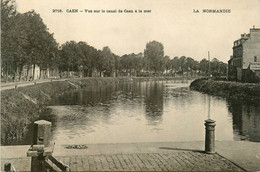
[2,151,244,171]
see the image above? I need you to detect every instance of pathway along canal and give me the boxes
[6,80,260,145]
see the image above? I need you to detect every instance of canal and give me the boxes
[8,80,260,145]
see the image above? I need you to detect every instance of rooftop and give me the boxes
[233,26,260,47]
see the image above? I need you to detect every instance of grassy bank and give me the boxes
[190,78,260,101]
[1,81,74,144]
[1,77,136,144]
[132,76,196,81]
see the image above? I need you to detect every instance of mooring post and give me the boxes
[4,163,14,172]
[27,120,70,171]
[30,120,51,172]
[204,119,216,154]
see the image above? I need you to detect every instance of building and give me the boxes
[228,26,260,82]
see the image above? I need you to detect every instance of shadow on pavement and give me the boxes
[159,147,205,153]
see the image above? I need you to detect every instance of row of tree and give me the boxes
[55,40,228,78]
[1,0,227,81]
[1,0,59,81]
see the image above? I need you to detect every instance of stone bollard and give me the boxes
[204,119,216,154]
[27,120,70,171]
[29,120,52,172]
[4,163,15,172]
[4,163,11,172]
[32,120,51,147]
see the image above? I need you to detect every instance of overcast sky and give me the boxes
[16,0,260,62]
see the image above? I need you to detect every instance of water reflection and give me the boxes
[3,80,260,145]
[227,99,260,142]
[144,81,163,125]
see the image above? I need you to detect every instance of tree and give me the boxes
[1,1,59,81]
[37,32,59,79]
[76,41,98,77]
[101,46,115,77]
[134,53,144,76]
[24,11,58,80]
[120,53,144,76]
[186,57,197,76]
[114,54,121,77]
[165,56,171,74]
[171,56,180,76]
[13,10,59,80]
[60,41,80,77]
[179,56,187,75]
[1,0,17,81]
[158,55,169,74]
[199,58,209,76]
[144,41,165,76]
[120,54,131,76]
[219,62,227,76]
[210,58,227,77]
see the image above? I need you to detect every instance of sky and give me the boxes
[16,0,260,62]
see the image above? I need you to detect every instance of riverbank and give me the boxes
[1,76,195,91]
[2,141,260,171]
[0,77,130,144]
[190,78,260,102]
[1,77,195,144]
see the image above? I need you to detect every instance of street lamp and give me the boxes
[204,51,216,154]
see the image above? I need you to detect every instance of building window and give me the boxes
[254,56,257,62]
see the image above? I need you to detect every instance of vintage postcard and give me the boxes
[1,0,260,171]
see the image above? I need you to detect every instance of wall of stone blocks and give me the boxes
[242,41,260,69]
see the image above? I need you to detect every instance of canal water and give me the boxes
[36,80,259,145]
[8,80,260,145]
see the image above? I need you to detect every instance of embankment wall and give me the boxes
[190,78,260,101]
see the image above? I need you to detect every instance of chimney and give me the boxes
[241,33,247,38]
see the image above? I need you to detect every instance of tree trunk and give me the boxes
[83,69,86,77]
[26,67,30,81]
[71,65,73,77]
[19,70,22,81]
[89,69,92,77]
[19,65,23,81]
[43,70,46,79]
[5,62,8,83]
[39,69,42,80]
[14,66,19,82]
[13,70,16,82]
[87,69,90,77]
[32,64,36,81]
[59,70,62,78]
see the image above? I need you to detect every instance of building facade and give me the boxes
[228,27,260,82]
